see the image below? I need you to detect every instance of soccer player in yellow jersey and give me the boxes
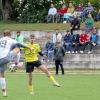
[24,34,60,95]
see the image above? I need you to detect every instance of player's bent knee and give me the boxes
[39,65,48,73]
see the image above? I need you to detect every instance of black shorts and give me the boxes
[26,61,42,73]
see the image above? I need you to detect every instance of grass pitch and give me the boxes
[0,72,100,100]
[0,21,100,31]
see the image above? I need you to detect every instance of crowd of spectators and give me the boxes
[11,29,99,63]
[46,1,100,23]
[42,27,99,61]
[42,1,99,62]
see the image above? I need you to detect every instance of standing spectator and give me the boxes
[83,27,98,53]
[76,31,90,53]
[85,13,94,33]
[63,30,73,53]
[55,4,67,23]
[54,42,65,75]
[70,14,80,34]
[46,3,57,23]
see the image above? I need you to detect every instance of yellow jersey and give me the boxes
[24,43,41,62]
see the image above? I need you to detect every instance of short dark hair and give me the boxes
[4,30,11,36]
[17,30,20,33]
[66,30,70,32]
[30,34,35,38]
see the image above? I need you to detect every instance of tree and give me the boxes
[1,0,13,21]
[19,0,50,23]
[0,0,21,21]
[0,0,99,22]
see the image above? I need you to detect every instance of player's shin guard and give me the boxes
[0,78,7,96]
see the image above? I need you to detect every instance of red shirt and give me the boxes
[57,8,67,15]
[79,33,90,44]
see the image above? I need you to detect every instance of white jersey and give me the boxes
[0,36,18,59]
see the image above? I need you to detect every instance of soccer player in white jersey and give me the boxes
[0,30,29,97]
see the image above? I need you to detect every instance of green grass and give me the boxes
[0,22,69,31]
[0,72,100,100]
[0,21,100,31]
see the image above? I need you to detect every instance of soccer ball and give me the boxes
[9,64,17,72]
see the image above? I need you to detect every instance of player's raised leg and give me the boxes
[39,65,60,87]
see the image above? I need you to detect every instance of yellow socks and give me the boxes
[49,75,60,87]
[28,85,34,94]
[49,75,55,81]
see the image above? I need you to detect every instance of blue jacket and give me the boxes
[45,41,54,51]
[64,34,73,43]
[90,34,98,44]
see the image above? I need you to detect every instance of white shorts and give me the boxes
[0,51,17,72]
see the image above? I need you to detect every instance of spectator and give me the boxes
[52,33,57,44]
[72,30,80,53]
[63,30,73,53]
[70,14,80,34]
[75,3,84,19]
[85,13,94,33]
[52,30,62,44]
[52,30,58,44]
[85,2,94,14]
[55,4,67,23]
[15,31,24,67]
[83,27,98,53]
[15,31,24,44]
[63,1,75,23]
[56,32,63,43]
[67,1,75,13]
[76,4,84,12]
[43,40,54,61]
[96,9,100,21]
[46,3,57,23]
[54,42,65,75]
[81,2,94,21]
[76,31,90,53]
